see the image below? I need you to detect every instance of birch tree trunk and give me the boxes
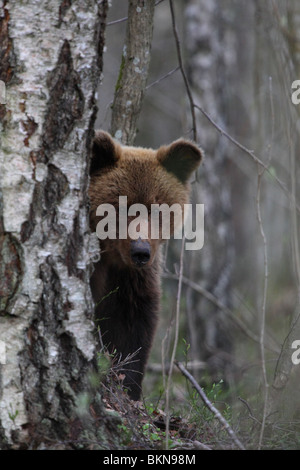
[184,0,235,383]
[0,0,108,448]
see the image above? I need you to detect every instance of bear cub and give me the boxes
[89,131,202,400]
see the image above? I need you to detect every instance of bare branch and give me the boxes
[169,0,197,141]
[175,361,245,450]
[238,397,261,426]
[147,360,206,373]
[256,167,269,449]
[164,237,185,450]
[146,66,180,90]
[107,16,128,26]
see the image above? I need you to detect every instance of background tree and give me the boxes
[110,0,155,145]
[183,0,235,384]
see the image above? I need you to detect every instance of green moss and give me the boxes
[115,54,126,94]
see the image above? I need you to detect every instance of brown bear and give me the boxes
[89,130,202,400]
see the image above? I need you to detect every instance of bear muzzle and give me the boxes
[130,239,151,267]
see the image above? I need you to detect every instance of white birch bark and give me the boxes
[0,0,108,447]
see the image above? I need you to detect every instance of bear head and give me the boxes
[89,130,202,269]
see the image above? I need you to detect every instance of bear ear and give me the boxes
[90,130,120,175]
[157,139,203,184]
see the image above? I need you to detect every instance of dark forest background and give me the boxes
[96,0,300,449]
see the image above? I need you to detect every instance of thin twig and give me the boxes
[176,361,245,450]
[256,71,275,448]
[165,236,185,450]
[266,76,275,166]
[107,16,128,26]
[169,0,197,142]
[238,397,261,426]
[147,360,206,373]
[256,167,269,449]
[146,66,180,90]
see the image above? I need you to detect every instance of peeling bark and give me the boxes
[0,0,109,448]
[43,39,85,158]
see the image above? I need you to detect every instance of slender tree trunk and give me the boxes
[0,0,108,448]
[110,0,155,145]
[184,0,235,383]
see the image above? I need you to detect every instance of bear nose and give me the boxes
[130,239,151,267]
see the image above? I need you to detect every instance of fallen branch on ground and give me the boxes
[175,361,245,450]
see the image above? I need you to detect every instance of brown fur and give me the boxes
[89,131,202,399]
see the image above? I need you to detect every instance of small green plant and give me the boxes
[187,378,232,445]
[117,422,132,446]
[182,338,191,359]
[95,287,119,308]
[141,422,178,448]
[142,423,161,442]
[8,403,19,425]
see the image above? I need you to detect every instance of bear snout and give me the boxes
[130,239,151,267]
